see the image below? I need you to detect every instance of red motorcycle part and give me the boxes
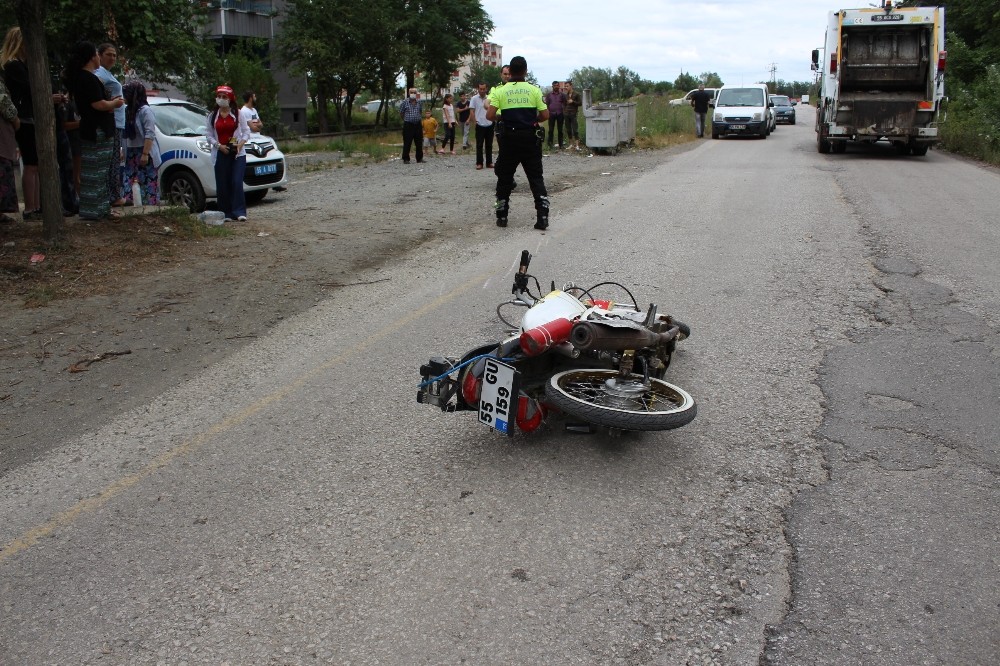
[520,317,574,356]
[516,395,545,433]
[587,298,614,310]
[462,371,482,406]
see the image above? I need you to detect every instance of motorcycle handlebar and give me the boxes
[512,250,533,297]
[519,250,531,274]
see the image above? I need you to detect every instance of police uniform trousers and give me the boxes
[495,128,547,208]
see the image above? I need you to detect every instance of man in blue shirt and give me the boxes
[96,43,125,204]
[398,87,424,164]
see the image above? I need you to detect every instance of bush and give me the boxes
[940,65,1000,164]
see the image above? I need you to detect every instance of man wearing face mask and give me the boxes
[399,88,423,164]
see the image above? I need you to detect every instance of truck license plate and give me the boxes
[478,359,518,435]
[254,163,278,176]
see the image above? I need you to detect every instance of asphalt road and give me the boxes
[2,109,997,664]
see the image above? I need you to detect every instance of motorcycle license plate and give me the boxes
[254,163,278,176]
[478,359,518,435]
[730,124,746,130]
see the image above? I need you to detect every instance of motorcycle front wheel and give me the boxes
[545,370,696,431]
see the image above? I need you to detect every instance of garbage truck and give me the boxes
[812,2,945,156]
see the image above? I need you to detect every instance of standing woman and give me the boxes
[0,68,20,223]
[204,85,249,221]
[121,81,159,206]
[62,41,123,221]
[1,27,38,219]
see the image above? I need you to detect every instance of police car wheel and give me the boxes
[163,169,206,213]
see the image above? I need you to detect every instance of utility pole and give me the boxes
[767,62,778,92]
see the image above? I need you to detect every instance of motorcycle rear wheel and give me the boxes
[545,370,696,431]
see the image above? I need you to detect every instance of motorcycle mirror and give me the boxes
[519,250,531,273]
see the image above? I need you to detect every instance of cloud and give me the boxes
[481,0,832,87]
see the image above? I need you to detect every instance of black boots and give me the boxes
[534,197,549,230]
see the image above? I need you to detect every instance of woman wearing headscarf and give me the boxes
[122,81,160,206]
[0,69,20,223]
[62,40,124,220]
[204,85,250,222]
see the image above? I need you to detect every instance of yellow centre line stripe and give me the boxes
[1,277,483,564]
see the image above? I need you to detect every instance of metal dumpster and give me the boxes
[581,89,637,153]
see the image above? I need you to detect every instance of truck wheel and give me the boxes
[832,141,846,154]
[911,145,929,156]
[817,133,830,153]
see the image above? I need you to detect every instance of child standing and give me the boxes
[441,94,456,154]
[421,110,439,155]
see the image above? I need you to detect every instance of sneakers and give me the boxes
[237,215,247,222]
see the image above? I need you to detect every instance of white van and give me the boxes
[710,83,773,139]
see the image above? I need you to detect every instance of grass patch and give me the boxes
[0,207,237,306]
[282,132,399,164]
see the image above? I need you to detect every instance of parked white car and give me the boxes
[148,97,288,212]
[668,87,720,107]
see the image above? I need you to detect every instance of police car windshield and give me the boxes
[153,102,210,137]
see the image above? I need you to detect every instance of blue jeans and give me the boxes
[214,153,246,219]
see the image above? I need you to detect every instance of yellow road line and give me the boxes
[0,277,482,564]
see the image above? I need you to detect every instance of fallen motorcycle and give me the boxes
[417,251,697,435]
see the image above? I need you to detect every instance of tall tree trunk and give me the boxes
[316,81,329,134]
[15,0,63,241]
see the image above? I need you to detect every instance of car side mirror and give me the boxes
[768,101,774,107]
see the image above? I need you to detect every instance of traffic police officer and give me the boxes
[486,56,550,229]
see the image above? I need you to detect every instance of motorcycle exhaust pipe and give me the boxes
[570,322,678,351]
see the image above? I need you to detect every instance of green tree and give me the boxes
[179,40,279,135]
[0,0,213,83]
[462,61,501,91]
[698,71,724,87]
[610,66,641,99]
[673,71,699,91]
[399,0,493,92]
[569,66,613,101]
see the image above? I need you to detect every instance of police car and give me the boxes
[148,97,288,212]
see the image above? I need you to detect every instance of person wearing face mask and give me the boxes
[398,87,423,164]
[205,85,251,222]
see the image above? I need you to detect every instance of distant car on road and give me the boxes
[149,96,288,212]
[769,95,796,125]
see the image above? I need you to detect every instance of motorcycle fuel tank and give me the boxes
[520,290,588,332]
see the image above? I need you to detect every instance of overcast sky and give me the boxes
[480,0,840,89]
